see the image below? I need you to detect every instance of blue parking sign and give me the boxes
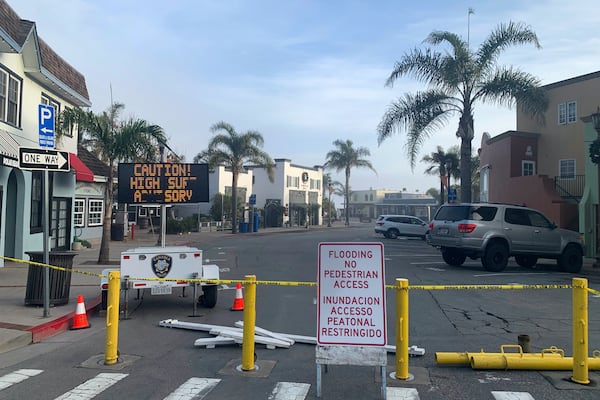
[448,188,457,203]
[39,104,55,148]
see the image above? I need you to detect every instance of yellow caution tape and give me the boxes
[3,255,599,293]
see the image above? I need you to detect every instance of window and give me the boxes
[522,160,535,176]
[480,166,489,203]
[364,194,368,201]
[286,175,299,188]
[528,210,551,228]
[559,159,575,179]
[88,199,104,226]
[74,199,85,226]
[505,208,530,226]
[41,95,61,135]
[0,67,22,127]
[558,101,576,125]
[567,102,577,124]
[310,178,320,190]
[30,171,43,232]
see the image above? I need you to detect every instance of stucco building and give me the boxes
[479,70,600,257]
[0,1,92,266]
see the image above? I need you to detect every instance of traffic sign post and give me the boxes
[19,147,70,171]
[38,104,55,149]
[316,242,387,397]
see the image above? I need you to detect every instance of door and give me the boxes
[503,208,537,253]
[51,197,72,250]
[527,210,562,254]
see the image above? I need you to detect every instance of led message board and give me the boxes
[117,163,209,204]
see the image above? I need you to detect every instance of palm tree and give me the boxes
[198,122,274,234]
[377,21,548,202]
[60,103,168,263]
[421,146,458,205]
[324,139,376,226]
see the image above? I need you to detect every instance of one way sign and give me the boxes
[19,147,70,171]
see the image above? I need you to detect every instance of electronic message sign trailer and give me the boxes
[100,247,220,316]
[316,242,387,398]
[109,162,218,312]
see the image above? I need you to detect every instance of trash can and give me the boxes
[253,213,259,232]
[111,223,125,241]
[239,222,248,233]
[25,251,77,306]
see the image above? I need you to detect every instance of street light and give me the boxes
[445,160,452,203]
[328,183,333,227]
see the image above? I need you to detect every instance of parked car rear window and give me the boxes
[434,205,497,222]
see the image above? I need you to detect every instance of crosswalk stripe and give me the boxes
[0,369,540,400]
[491,391,535,400]
[53,373,128,400]
[0,369,43,390]
[163,377,221,400]
[268,382,311,400]
[386,387,420,399]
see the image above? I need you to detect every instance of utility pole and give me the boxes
[468,7,474,48]
[328,183,333,227]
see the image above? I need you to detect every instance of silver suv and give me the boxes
[374,215,429,240]
[428,203,584,272]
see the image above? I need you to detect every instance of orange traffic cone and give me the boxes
[71,294,91,330]
[231,283,244,311]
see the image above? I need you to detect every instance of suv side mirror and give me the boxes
[549,222,557,230]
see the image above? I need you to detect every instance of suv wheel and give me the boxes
[482,243,509,272]
[387,229,399,239]
[515,255,538,268]
[441,248,466,266]
[558,244,583,273]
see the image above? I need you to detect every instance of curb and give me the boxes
[26,294,102,343]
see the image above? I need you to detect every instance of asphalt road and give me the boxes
[1,225,599,399]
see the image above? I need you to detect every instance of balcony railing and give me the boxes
[554,175,585,201]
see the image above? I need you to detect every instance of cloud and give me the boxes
[11,0,600,195]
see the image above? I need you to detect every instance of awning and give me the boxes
[0,130,20,167]
[69,153,94,182]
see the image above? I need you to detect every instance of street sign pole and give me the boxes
[42,170,50,317]
[37,104,56,318]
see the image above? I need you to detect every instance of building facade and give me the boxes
[250,159,323,227]
[346,189,437,222]
[479,70,600,256]
[0,1,91,266]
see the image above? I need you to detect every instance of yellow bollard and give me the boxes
[241,275,256,371]
[395,278,410,380]
[572,277,589,384]
[104,270,120,365]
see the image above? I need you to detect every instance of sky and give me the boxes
[12,0,600,198]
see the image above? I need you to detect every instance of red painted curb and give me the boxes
[26,294,102,343]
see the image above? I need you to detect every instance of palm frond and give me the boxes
[476,21,540,73]
[385,49,444,87]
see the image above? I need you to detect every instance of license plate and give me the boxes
[438,228,449,235]
[151,285,172,295]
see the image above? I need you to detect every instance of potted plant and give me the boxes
[72,237,83,251]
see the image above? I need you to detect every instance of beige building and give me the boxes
[346,189,437,222]
[479,70,600,257]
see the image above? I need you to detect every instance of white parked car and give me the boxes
[374,215,429,240]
